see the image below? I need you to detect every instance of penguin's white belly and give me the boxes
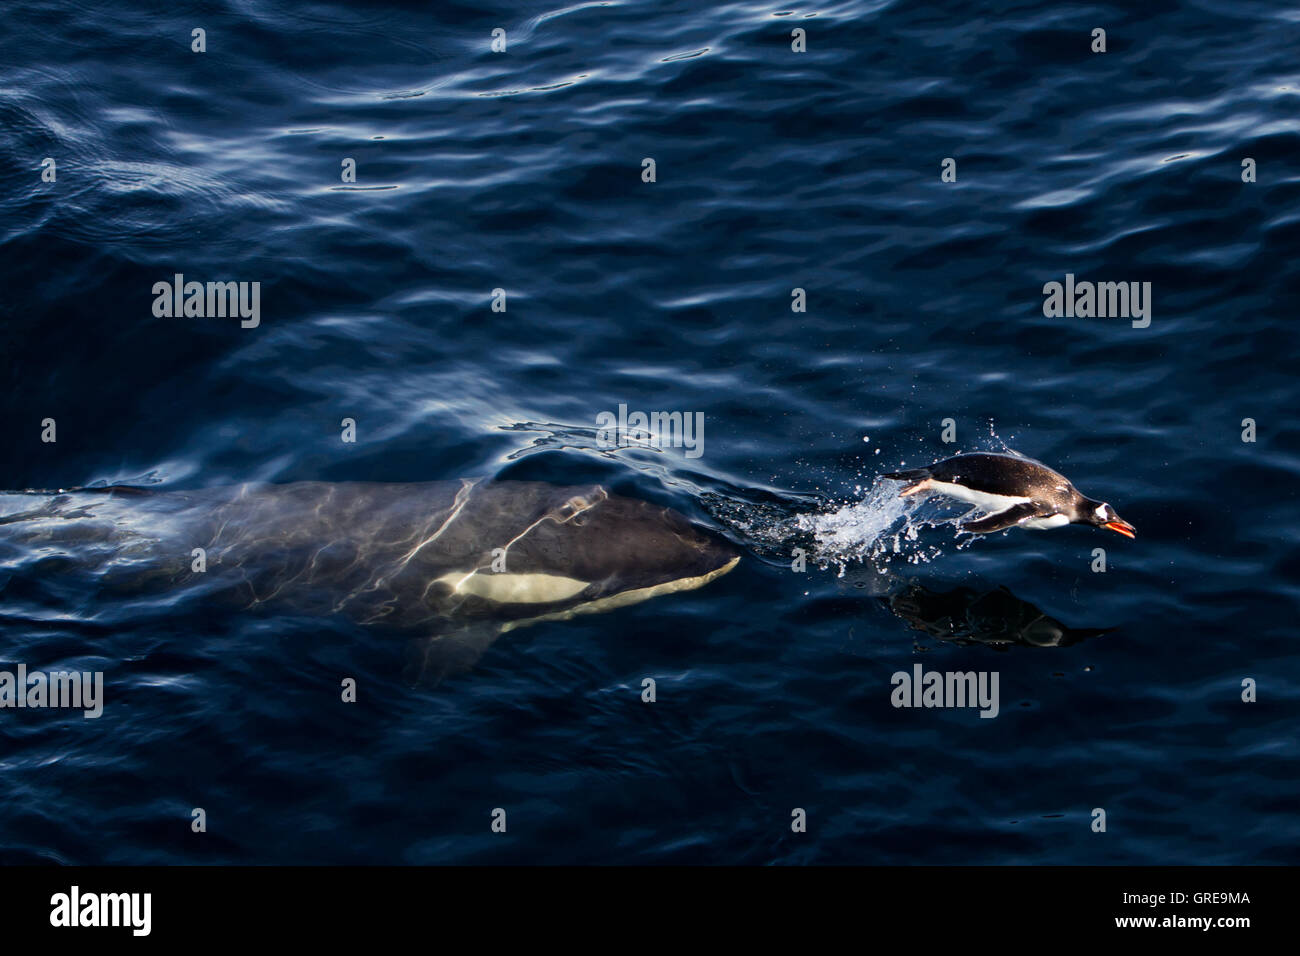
[1020,513,1070,530]
[924,480,1031,514]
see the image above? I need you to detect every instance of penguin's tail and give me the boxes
[880,468,932,497]
[881,468,928,482]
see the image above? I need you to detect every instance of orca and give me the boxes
[0,480,739,676]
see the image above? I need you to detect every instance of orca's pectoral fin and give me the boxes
[959,502,1040,534]
[402,622,504,687]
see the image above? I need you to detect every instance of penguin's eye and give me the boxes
[1094,504,1109,520]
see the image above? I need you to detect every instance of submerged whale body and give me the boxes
[0,480,739,656]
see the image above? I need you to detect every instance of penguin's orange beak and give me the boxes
[1103,519,1136,539]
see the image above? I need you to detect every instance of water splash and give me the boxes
[702,476,977,579]
[702,432,1041,576]
[794,478,977,575]
[794,431,1036,575]
[777,427,1037,575]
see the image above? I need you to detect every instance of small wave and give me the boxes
[661,48,710,63]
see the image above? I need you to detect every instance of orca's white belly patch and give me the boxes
[436,571,590,604]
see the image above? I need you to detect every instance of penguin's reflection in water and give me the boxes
[884,583,1115,649]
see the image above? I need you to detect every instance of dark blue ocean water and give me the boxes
[1,0,1297,865]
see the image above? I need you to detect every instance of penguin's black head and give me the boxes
[1079,499,1136,539]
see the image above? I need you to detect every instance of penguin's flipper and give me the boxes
[959,502,1041,534]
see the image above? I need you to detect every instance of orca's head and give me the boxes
[533,485,739,596]
[430,482,738,621]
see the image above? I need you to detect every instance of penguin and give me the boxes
[881,452,1136,538]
